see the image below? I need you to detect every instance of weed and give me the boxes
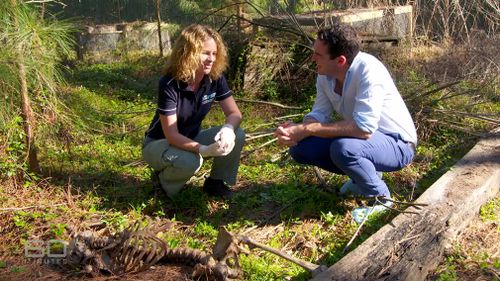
[101,212,129,231]
[320,211,342,226]
[436,261,458,281]
[50,223,67,238]
[10,266,27,273]
[480,198,499,222]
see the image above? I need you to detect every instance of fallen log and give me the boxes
[311,130,500,281]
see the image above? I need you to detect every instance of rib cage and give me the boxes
[66,219,239,280]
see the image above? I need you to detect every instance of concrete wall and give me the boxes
[77,21,173,61]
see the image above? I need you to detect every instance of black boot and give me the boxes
[151,170,164,201]
[203,177,233,199]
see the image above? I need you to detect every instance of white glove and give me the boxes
[199,142,226,157]
[214,124,236,155]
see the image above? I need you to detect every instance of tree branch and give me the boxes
[235,98,303,109]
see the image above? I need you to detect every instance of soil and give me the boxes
[0,259,196,281]
[426,213,500,281]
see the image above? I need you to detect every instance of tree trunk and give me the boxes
[17,61,40,174]
[10,0,40,174]
[155,0,163,57]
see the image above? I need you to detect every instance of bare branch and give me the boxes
[240,138,277,159]
[343,205,373,254]
[24,0,66,7]
[235,98,303,109]
[313,166,327,189]
[0,203,67,213]
[246,131,275,142]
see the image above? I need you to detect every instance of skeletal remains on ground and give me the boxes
[66,219,241,280]
[65,198,426,280]
[65,218,324,280]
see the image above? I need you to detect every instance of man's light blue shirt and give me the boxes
[304,51,417,145]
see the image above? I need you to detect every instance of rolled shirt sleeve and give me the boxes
[352,66,385,134]
[304,76,334,124]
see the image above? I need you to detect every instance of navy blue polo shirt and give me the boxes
[145,74,232,140]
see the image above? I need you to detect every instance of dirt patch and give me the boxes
[0,258,197,281]
[427,213,500,281]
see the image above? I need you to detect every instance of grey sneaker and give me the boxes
[351,198,393,224]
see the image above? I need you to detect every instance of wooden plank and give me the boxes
[311,131,500,281]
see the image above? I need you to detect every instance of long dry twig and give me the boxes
[235,98,303,109]
[312,166,327,189]
[240,138,277,159]
[246,131,275,142]
[433,109,500,124]
[258,196,303,227]
[343,205,374,253]
[0,203,67,213]
[406,80,462,102]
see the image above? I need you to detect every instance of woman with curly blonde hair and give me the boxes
[142,24,244,199]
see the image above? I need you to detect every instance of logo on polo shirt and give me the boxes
[201,92,216,104]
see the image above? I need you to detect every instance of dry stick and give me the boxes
[343,205,375,254]
[66,179,75,208]
[406,80,462,102]
[374,197,422,215]
[123,159,146,167]
[197,1,248,23]
[434,109,500,124]
[312,167,327,189]
[436,121,486,137]
[94,108,153,115]
[155,0,163,57]
[235,98,303,110]
[252,122,276,131]
[258,196,303,227]
[258,178,329,228]
[0,203,67,213]
[25,0,66,5]
[250,115,304,132]
[241,138,277,159]
[378,196,428,207]
[239,235,322,273]
[341,193,427,254]
[486,267,500,280]
[409,182,416,201]
[270,147,290,163]
[245,132,275,142]
[396,233,422,245]
[231,7,313,41]
[274,113,304,121]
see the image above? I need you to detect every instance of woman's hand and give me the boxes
[199,142,226,157]
[214,124,236,154]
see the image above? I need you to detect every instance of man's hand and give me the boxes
[274,121,299,147]
[285,123,308,142]
[199,142,227,157]
[214,124,236,154]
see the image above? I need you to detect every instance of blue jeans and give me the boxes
[289,131,415,197]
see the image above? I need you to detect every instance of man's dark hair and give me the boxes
[317,19,360,64]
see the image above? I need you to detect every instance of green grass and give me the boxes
[480,197,500,222]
